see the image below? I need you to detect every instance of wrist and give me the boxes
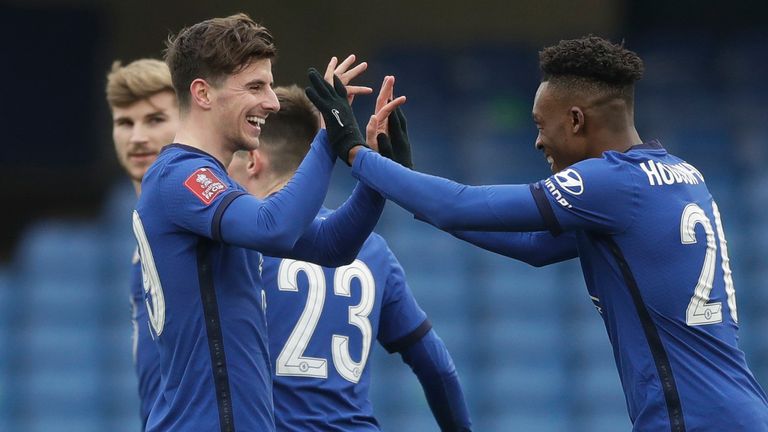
[347,145,366,165]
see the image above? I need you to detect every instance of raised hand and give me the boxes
[364,76,409,166]
[305,68,366,165]
[324,54,373,105]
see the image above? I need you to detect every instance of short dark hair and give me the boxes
[164,13,276,111]
[259,85,320,174]
[539,35,644,102]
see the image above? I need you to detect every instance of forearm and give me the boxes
[448,230,578,266]
[352,148,545,231]
[286,183,385,266]
[219,131,335,252]
[400,329,472,432]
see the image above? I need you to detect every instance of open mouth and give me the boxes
[246,115,265,128]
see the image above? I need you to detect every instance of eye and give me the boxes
[115,119,133,127]
[148,116,167,125]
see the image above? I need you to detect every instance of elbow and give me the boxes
[527,257,550,268]
[259,228,301,255]
[319,247,358,267]
[426,213,456,231]
[302,242,359,267]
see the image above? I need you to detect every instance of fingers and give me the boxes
[346,85,374,106]
[305,86,323,109]
[395,106,408,132]
[332,74,348,98]
[346,85,374,97]
[374,95,407,124]
[339,61,368,85]
[375,76,395,114]
[324,57,338,83]
[335,54,357,76]
[307,68,331,98]
[373,76,395,134]
[365,115,379,151]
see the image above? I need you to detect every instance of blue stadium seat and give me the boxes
[476,411,569,432]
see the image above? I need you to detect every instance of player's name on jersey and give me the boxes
[640,160,704,186]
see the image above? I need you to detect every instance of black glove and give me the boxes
[387,107,413,169]
[305,68,367,165]
[376,133,394,160]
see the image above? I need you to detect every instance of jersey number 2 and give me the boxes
[681,201,737,326]
[275,259,375,383]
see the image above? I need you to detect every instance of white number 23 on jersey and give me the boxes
[275,259,375,384]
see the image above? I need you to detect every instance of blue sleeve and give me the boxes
[399,329,473,432]
[279,182,385,267]
[529,159,639,235]
[447,230,578,267]
[376,244,428,347]
[218,131,337,254]
[351,148,546,232]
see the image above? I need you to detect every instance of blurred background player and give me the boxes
[135,13,402,432]
[105,58,178,429]
[227,83,472,432]
[305,35,768,431]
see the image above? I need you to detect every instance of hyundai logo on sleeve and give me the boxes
[554,169,584,195]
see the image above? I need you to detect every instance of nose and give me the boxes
[535,133,544,151]
[263,87,280,113]
[130,124,149,144]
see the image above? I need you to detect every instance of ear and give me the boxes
[190,79,212,110]
[248,150,265,176]
[570,106,585,134]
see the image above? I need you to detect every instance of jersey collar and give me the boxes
[162,143,227,172]
[627,139,663,151]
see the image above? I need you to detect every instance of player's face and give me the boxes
[112,91,179,184]
[212,58,280,152]
[532,81,586,173]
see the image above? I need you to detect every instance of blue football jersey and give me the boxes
[129,250,160,429]
[134,144,272,432]
[530,141,768,431]
[262,209,429,431]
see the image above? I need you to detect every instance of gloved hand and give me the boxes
[305,68,367,165]
[386,107,413,169]
[376,133,394,160]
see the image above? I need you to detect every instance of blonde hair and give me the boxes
[105,59,175,108]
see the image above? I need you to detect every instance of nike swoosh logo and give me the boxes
[331,109,344,127]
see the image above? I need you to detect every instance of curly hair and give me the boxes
[539,36,643,103]
[164,13,276,111]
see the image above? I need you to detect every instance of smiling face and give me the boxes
[112,90,179,187]
[532,81,588,174]
[210,58,280,152]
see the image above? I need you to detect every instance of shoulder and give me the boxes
[553,154,636,193]
[156,146,242,202]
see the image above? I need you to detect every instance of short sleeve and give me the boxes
[529,157,639,235]
[377,239,430,353]
[158,155,246,239]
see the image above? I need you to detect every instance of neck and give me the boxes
[589,126,642,157]
[132,180,142,197]
[174,113,234,168]
[248,173,291,199]
[585,102,642,156]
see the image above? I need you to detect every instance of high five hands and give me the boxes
[305,55,406,166]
